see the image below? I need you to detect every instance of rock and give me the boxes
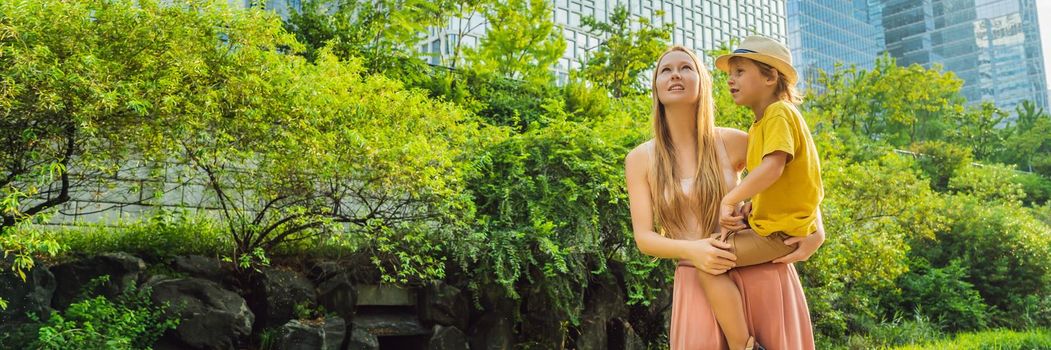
[151,338,187,350]
[607,318,644,350]
[316,271,356,322]
[467,311,513,350]
[171,255,227,282]
[575,269,629,350]
[420,282,468,330]
[627,285,672,344]
[521,282,566,348]
[357,284,415,306]
[0,257,55,324]
[148,277,254,350]
[51,252,146,309]
[587,269,629,320]
[347,324,379,350]
[429,325,468,350]
[276,316,346,350]
[307,261,343,282]
[250,267,317,329]
[574,314,607,350]
[353,313,429,337]
[475,283,515,316]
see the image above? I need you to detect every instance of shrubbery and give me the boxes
[1,0,1049,348]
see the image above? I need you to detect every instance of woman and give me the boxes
[623,45,823,349]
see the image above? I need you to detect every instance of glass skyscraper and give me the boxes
[789,0,1048,112]
[422,0,789,82]
[786,0,884,90]
[880,0,1047,111]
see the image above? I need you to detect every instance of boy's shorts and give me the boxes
[708,229,797,267]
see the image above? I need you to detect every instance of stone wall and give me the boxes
[0,253,666,349]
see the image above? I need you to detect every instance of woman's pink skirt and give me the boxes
[669,261,816,350]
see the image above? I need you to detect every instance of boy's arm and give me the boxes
[718,151,789,230]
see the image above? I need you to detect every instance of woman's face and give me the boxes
[655,51,700,107]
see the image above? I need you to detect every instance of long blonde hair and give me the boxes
[649,46,726,238]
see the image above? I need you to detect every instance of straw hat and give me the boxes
[715,35,798,85]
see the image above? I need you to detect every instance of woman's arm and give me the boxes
[717,127,749,173]
[625,145,737,274]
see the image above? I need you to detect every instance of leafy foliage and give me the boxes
[33,277,178,350]
[464,0,565,86]
[2,1,1050,348]
[578,4,672,98]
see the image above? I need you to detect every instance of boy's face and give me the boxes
[726,57,776,108]
[655,51,700,106]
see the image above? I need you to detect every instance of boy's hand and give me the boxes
[736,202,752,223]
[719,202,746,231]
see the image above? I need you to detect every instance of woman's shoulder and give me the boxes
[716,127,748,146]
[625,140,654,178]
[626,139,655,164]
[716,127,747,139]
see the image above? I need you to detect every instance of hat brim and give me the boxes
[715,53,798,85]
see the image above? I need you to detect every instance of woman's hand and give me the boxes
[687,238,737,275]
[772,229,825,264]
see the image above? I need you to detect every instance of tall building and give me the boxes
[786,0,884,90]
[880,0,1048,111]
[422,0,789,82]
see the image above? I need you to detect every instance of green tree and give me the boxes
[909,140,973,191]
[465,0,566,86]
[0,0,485,283]
[437,0,495,69]
[169,42,484,279]
[578,5,672,98]
[945,102,1008,161]
[806,55,966,148]
[283,0,452,80]
[1002,101,1051,176]
[0,0,191,232]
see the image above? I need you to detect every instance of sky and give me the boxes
[1040,1,1051,90]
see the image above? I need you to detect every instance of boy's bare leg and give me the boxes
[696,270,749,350]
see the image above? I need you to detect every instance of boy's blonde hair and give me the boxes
[730,56,802,104]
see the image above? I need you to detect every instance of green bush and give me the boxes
[463,70,562,131]
[468,117,642,307]
[1015,172,1051,206]
[949,163,1027,205]
[803,154,945,338]
[892,259,989,331]
[7,211,229,261]
[1034,203,1051,227]
[32,277,178,349]
[911,140,974,191]
[910,196,1051,328]
[464,105,661,344]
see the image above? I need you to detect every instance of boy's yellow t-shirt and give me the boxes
[746,101,823,237]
